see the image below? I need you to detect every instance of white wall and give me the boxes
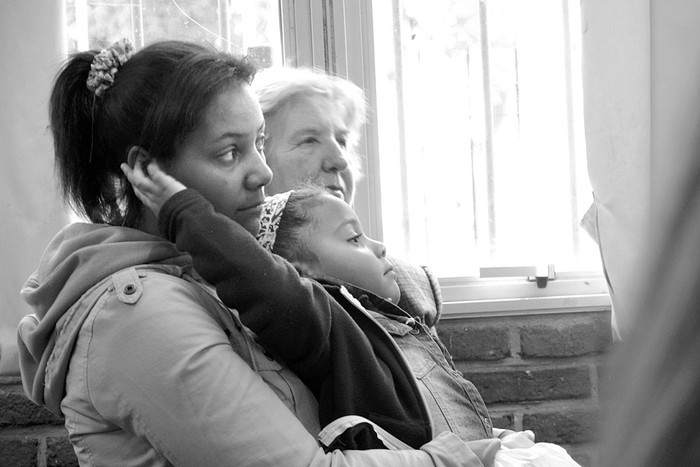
[0,1,68,374]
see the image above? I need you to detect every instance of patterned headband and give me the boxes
[86,38,134,97]
[256,191,294,251]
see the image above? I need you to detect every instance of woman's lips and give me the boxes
[325,185,345,199]
[239,200,264,214]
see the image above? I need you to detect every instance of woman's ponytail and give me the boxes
[50,51,119,222]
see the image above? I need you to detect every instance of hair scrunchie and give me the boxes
[86,38,134,97]
[256,191,293,251]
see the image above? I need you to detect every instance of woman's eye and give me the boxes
[337,136,348,149]
[218,147,239,162]
[300,137,318,145]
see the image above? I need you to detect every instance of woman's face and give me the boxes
[263,93,356,204]
[167,84,272,235]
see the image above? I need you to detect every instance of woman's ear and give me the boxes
[126,146,153,168]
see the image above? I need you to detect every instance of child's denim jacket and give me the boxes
[327,280,494,443]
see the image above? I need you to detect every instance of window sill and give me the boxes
[442,294,611,319]
[439,273,611,318]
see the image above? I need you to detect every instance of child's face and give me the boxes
[303,195,401,303]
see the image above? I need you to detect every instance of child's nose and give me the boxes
[370,238,386,258]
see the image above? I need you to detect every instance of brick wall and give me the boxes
[437,308,613,467]
[0,308,612,466]
[0,377,76,466]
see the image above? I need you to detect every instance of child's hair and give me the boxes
[50,40,257,226]
[271,185,331,272]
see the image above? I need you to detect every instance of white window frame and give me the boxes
[281,0,611,316]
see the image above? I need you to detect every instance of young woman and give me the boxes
[16,39,492,466]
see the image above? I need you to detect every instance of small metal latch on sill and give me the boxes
[527,264,556,288]
[479,264,557,288]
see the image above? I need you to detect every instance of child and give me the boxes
[123,160,579,466]
[257,186,494,442]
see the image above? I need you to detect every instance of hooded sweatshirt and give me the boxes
[18,223,192,414]
[16,222,499,467]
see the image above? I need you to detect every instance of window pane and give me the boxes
[65,0,282,68]
[372,0,599,278]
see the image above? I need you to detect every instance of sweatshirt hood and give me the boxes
[18,222,191,414]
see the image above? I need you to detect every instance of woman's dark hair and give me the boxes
[50,40,256,226]
[272,185,330,271]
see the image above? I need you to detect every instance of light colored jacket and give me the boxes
[17,223,499,466]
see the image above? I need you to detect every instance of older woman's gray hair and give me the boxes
[253,67,366,177]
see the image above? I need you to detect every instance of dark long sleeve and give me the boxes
[158,189,431,448]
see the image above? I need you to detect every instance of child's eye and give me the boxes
[348,233,362,243]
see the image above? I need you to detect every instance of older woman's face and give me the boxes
[168,84,272,235]
[263,94,356,204]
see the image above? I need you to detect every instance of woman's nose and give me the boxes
[321,141,349,172]
[246,152,273,189]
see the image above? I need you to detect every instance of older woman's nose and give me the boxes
[322,141,349,172]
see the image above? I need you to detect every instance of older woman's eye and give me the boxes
[301,137,319,145]
[336,136,348,149]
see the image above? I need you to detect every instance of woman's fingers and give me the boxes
[120,162,160,214]
[145,161,186,193]
[120,159,186,217]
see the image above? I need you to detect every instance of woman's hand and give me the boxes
[121,159,186,217]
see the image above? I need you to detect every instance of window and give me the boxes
[372,0,592,273]
[64,0,282,67]
[283,0,608,312]
[368,0,607,312]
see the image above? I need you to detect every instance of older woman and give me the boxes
[254,68,443,328]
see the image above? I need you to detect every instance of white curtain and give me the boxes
[582,1,700,340]
[649,2,700,239]
[580,1,651,341]
[0,2,68,374]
